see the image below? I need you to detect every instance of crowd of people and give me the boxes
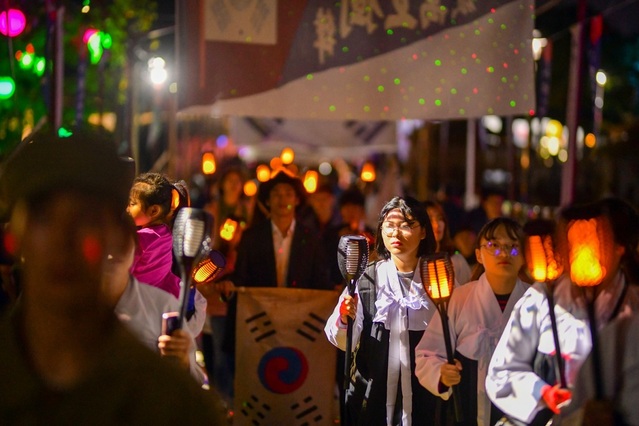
[1,127,639,425]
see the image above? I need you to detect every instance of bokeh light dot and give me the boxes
[461,68,467,74]
[394,78,401,85]
[377,85,385,92]
[435,59,442,66]
[306,74,313,80]
[435,99,442,106]
[418,98,425,105]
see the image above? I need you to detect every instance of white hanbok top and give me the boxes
[415,273,529,425]
[485,271,639,424]
[324,259,436,426]
[115,276,208,384]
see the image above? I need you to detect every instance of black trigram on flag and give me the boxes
[291,395,323,425]
[296,312,325,342]
[245,311,276,342]
[239,394,271,425]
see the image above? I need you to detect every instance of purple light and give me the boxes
[0,9,26,37]
[216,134,229,148]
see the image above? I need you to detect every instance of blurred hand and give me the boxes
[541,384,572,414]
[339,294,358,324]
[440,359,462,387]
[158,329,191,369]
[214,280,236,301]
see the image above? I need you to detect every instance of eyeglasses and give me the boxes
[480,241,520,257]
[382,221,420,236]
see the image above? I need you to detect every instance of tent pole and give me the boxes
[561,0,587,207]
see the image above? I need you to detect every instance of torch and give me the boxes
[337,235,369,401]
[172,207,213,329]
[562,211,614,401]
[420,253,463,422]
[192,250,227,285]
[524,219,566,388]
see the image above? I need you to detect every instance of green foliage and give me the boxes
[0,1,157,157]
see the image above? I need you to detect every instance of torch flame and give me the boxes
[428,260,451,299]
[527,235,562,282]
[567,219,606,286]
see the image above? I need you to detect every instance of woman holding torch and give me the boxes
[325,196,439,426]
[415,217,529,425]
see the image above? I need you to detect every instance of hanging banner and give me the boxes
[179,0,536,121]
[234,287,340,426]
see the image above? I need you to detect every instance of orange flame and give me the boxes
[526,235,562,282]
[567,219,606,286]
[428,259,451,299]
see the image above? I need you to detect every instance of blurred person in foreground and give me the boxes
[0,129,225,424]
[486,197,639,425]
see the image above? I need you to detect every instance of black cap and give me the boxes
[0,128,135,220]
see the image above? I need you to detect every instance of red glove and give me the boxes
[339,294,358,324]
[541,384,572,414]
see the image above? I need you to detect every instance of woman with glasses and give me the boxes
[325,196,439,426]
[415,217,529,425]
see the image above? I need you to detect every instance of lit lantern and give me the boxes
[201,152,216,175]
[0,9,26,37]
[269,156,283,171]
[303,170,318,193]
[360,161,376,182]
[220,218,239,242]
[243,180,257,197]
[280,147,294,165]
[256,164,271,182]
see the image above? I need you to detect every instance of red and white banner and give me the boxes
[178,0,536,121]
[234,288,340,426]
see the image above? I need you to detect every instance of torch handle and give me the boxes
[586,296,603,400]
[440,305,464,423]
[545,286,567,388]
[343,279,357,417]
